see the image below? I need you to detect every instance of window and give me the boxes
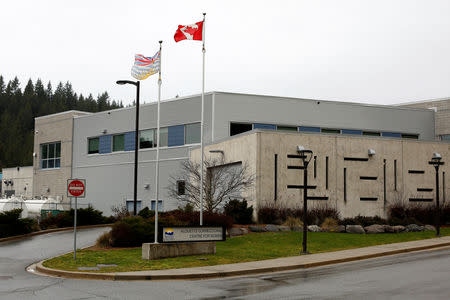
[140,129,155,149]
[159,127,168,147]
[382,132,401,138]
[230,122,252,136]
[321,128,341,134]
[253,123,276,130]
[41,142,61,169]
[299,126,321,133]
[177,180,186,195]
[342,129,362,135]
[363,131,381,136]
[88,137,99,154]
[185,123,201,144]
[277,126,297,132]
[401,134,419,139]
[126,200,142,212]
[441,134,450,141]
[151,200,163,211]
[113,134,125,151]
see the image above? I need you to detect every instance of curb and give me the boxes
[0,224,112,243]
[34,238,450,281]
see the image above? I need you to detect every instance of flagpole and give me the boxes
[154,40,162,243]
[200,12,206,226]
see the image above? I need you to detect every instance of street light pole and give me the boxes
[429,152,445,237]
[116,80,140,216]
[297,146,313,254]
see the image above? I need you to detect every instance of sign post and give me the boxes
[67,179,86,260]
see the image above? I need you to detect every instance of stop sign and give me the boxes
[67,179,85,198]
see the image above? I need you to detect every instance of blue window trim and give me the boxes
[168,125,185,147]
[382,132,402,138]
[253,123,276,130]
[342,129,362,135]
[299,126,321,133]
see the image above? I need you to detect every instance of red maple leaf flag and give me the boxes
[174,21,204,42]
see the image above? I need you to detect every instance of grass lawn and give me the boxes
[43,228,450,273]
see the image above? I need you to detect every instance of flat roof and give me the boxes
[73,91,434,120]
[35,110,91,120]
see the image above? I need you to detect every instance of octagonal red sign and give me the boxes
[67,179,85,197]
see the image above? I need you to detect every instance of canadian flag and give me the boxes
[174,21,204,42]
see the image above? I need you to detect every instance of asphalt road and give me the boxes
[1,228,450,299]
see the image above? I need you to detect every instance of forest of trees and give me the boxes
[0,75,123,169]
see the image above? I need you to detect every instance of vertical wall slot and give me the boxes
[383,159,387,209]
[344,167,347,203]
[394,159,397,191]
[313,156,317,178]
[274,154,278,201]
[326,156,329,190]
[443,172,446,203]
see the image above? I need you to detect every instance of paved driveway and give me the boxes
[1,228,450,299]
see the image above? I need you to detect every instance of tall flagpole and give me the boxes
[154,40,162,243]
[200,13,206,226]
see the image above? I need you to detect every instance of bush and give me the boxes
[340,215,388,227]
[257,202,339,225]
[321,217,339,229]
[110,216,154,247]
[96,231,112,248]
[158,210,234,229]
[40,206,111,230]
[283,216,303,229]
[224,199,254,224]
[0,209,38,238]
[386,201,450,225]
[138,207,154,219]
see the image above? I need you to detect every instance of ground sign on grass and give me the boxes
[43,229,450,273]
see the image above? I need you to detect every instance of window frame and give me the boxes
[88,137,100,154]
[40,141,61,170]
[112,134,125,152]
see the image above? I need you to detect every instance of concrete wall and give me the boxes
[192,131,450,219]
[398,98,450,139]
[213,92,435,141]
[33,111,90,202]
[1,166,33,198]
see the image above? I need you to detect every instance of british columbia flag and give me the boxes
[131,51,161,80]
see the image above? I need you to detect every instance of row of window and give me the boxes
[41,142,61,169]
[88,123,201,154]
[230,123,419,139]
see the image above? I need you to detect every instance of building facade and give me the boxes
[191,131,450,218]
[67,92,436,215]
[398,97,450,141]
[32,110,90,203]
[1,166,33,198]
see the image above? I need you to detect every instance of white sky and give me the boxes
[1,0,450,106]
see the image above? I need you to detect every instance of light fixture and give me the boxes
[144,184,150,190]
[432,152,442,161]
[102,129,108,134]
[368,149,376,156]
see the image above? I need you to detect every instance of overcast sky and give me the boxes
[1,0,450,106]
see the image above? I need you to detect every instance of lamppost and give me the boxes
[116,80,140,216]
[297,145,313,254]
[428,152,445,236]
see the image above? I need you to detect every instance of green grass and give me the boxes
[43,228,450,273]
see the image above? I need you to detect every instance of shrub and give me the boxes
[158,210,234,229]
[110,216,154,247]
[111,204,130,221]
[96,231,112,248]
[138,207,154,219]
[321,217,338,229]
[283,216,303,229]
[386,201,450,225]
[340,215,388,227]
[0,209,38,238]
[40,206,111,229]
[257,202,339,225]
[224,199,254,225]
